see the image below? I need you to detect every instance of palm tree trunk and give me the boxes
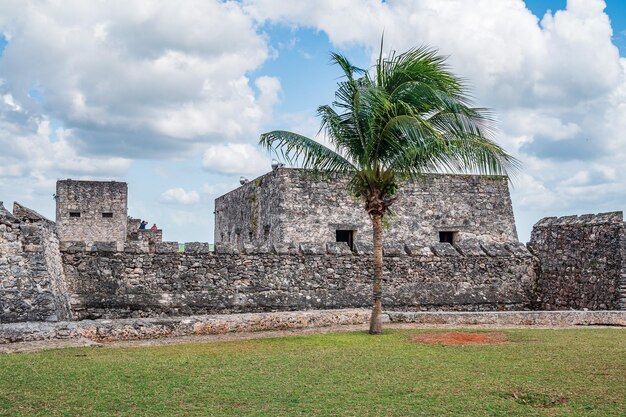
[369,213,384,334]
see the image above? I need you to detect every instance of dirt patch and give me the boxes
[410,331,508,345]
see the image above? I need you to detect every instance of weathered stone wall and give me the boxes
[215,169,518,248]
[529,212,624,310]
[215,172,283,247]
[56,180,128,250]
[61,240,535,320]
[0,202,72,323]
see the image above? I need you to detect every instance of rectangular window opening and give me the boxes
[69,211,81,218]
[439,231,457,244]
[102,212,113,218]
[336,230,354,250]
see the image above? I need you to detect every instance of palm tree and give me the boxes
[259,44,519,334]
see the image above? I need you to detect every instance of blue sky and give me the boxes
[0,0,625,243]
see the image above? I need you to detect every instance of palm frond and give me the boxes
[259,130,356,174]
[260,40,519,196]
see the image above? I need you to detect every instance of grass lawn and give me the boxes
[0,328,624,416]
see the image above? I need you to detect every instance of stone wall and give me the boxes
[56,180,128,250]
[3,310,625,346]
[529,212,624,310]
[215,172,283,247]
[621,222,626,310]
[0,202,71,323]
[215,169,518,248]
[61,240,535,320]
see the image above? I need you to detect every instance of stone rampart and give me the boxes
[61,240,536,320]
[0,202,72,323]
[529,212,624,310]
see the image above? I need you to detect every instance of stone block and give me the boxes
[590,211,623,224]
[326,242,352,256]
[575,214,595,224]
[272,243,298,255]
[480,243,511,257]
[504,242,531,256]
[184,242,211,255]
[554,215,578,225]
[533,216,557,228]
[155,242,180,254]
[242,243,255,254]
[23,244,42,253]
[124,241,149,254]
[241,243,271,255]
[454,240,484,256]
[430,242,459,256]
[384,243,407,256]
[405,243,433,256]
[215,242,238,254]
[256,244,272,254]
[19,224,40,236]
[353,242,373,255]
[60,241,88,253]
[91,241,117,253]
[299,242,326,255]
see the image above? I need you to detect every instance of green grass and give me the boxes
[0,328,624,416]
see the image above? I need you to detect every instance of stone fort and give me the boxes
[0,171,625,328]
[215,168,517,249]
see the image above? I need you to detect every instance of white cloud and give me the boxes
[0,0,279,160]
[0,0,283,218]
[160,188,200,205]
[202,143,270,175]
[0,100,131,180]
[244,0,626,240]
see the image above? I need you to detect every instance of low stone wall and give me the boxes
[388,310,626,326]
[2,309,623,345]
[0,203,72,323]
[0,309,372,344]
[61,240,536,320]
[529,212,624,310]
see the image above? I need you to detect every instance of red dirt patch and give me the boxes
[410,331,508,345]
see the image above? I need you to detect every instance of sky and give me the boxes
[0,0,625,243]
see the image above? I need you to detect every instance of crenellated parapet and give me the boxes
[59,238,536,320]
[57,239,533,259]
